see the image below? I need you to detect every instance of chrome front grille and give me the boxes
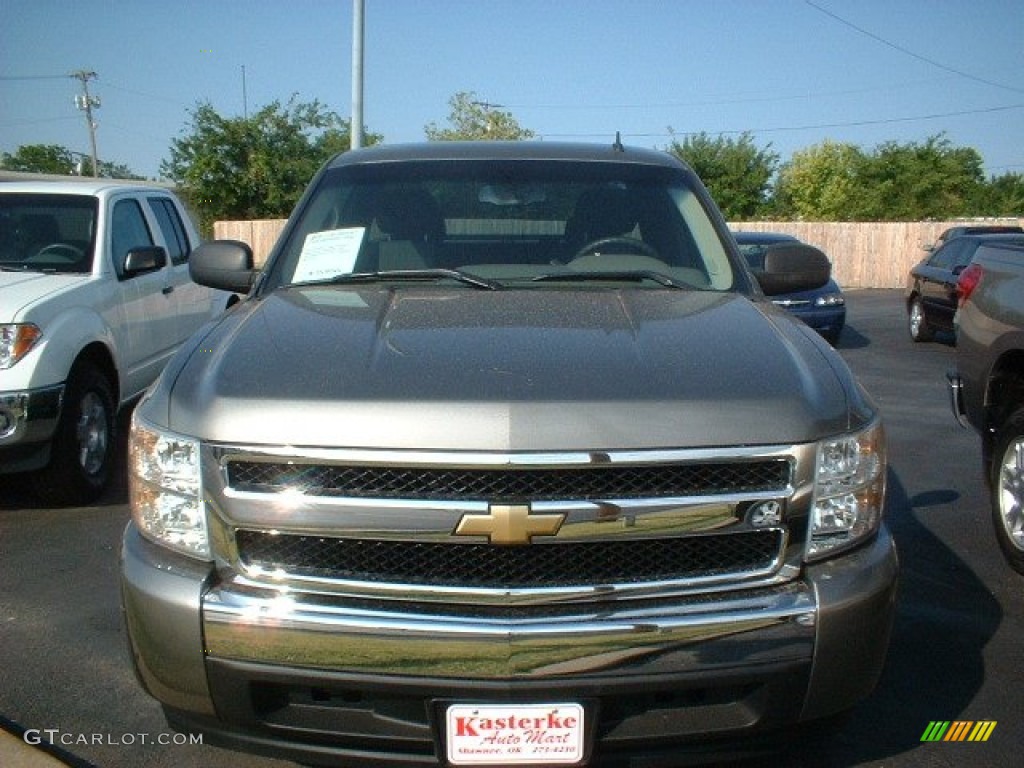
[235,529,785,588]
[225,458,790,500]
[211,446,805,598]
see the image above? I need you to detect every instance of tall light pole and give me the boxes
[351,0,364,149]
[70,70,100,176]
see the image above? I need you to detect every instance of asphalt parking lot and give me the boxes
[1,289,1021,768]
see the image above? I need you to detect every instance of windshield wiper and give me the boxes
[0,263,54,273]
[531,270,691,290]
[296,269,502,291]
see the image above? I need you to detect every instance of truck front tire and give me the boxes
[31,362,114,507]
[990,407,1024,574]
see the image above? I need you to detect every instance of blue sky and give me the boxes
[2,0,1022,181]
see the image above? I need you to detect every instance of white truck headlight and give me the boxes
[807,421,886,561]
[0,323,42,369]
[129,412,210,560]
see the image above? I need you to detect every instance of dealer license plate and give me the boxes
[445,703,585,765]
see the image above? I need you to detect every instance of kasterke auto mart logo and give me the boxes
[445,703,584,765]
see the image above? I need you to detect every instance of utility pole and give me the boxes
[350,0,364,150]
[70,70,100,176]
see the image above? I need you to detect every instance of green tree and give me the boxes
[1,143,143,178]
[97,160,146,180]
[425,92,535,141]
[2,144,77,174]
[773,141,867,220]
[161,98,380,231]
[857,134,984,219]
[667,131,779,219]
[977,172,1024,216]
[774,135,996,220]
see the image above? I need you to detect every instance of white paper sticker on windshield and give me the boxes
[293,227,365,282]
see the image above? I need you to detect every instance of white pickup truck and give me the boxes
[1,180,233,505]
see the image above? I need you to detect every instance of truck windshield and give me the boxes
[0,194,97,274]
[266,160,735,293]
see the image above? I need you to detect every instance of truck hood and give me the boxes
[161,286,873,451]
[0,271,90,320]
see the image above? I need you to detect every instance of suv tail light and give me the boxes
[956,263,983,306]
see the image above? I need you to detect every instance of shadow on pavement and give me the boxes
[777,470,1001,766]
[834,324,870,350]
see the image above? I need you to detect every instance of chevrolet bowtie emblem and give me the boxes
[454,504,565,546]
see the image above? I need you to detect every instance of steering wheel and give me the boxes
[573,236,658,261]
[31,243,86,263]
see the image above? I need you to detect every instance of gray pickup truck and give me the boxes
[121,142,897,767]
[949,240,1024,574]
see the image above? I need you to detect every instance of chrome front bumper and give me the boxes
[123,522,897,764]
[0,384,63,472]
[202,579,818,679]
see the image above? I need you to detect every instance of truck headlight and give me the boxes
[0,324,42,369]
[807,421,886,561]
[129,412,210,560]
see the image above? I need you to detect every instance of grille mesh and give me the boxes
[226,459,790,500]
[235,529,783,588]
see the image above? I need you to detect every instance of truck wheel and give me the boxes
[908,298,934,342]
[31,362,115,507]
[990,408,1024,574]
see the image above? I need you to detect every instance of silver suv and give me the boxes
[121,142,897,767]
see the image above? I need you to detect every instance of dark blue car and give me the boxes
[733,231,846,345]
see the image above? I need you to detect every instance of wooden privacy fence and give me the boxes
[729,221,1022,289]
[213,219,1024,289]
[212,219,287,269]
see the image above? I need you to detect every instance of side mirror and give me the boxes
[189,240,255,293]
[123,245,167,277]
[754,243,831,296]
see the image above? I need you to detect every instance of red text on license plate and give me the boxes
[445,702,584,765]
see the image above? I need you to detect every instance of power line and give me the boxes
[0,73,191,109]
[540,102,1024,141]
[726,103,1024,136]
[505,76,964,112]
[803,0,1024,95]
[0,74,69,81]
[102,80,190,107]
[0,115,81,128]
